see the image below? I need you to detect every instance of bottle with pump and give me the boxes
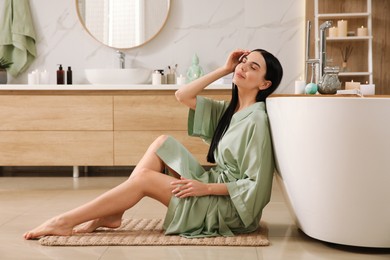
[57,64,64,84]
[67,66,72,85]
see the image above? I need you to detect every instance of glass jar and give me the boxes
[318,66,341,94]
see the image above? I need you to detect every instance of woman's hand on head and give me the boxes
[223,49,251,73]
[171,177,210,198]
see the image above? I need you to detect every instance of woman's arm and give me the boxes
[175,67,231,110]
[171,177,229,198]
[175,49,250,110]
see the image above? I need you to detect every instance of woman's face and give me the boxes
[233,51,271,91]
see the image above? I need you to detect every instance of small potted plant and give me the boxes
[0,57,13,84]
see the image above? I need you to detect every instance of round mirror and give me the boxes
[76,0,171,49]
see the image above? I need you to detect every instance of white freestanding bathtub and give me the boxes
[266,95,390,248]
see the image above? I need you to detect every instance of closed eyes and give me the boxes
[240,55,260,70]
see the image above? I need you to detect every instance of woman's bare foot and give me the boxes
[23,216,73,240]
[73,215,122,233]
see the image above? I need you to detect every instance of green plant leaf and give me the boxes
[0,57,13,69]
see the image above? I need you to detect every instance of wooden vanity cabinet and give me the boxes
[0,95,113,166]
[0,90,230,167]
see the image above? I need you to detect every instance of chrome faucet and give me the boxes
[319,21,332,79]
[305,20,332,83]
[117,51,125,69]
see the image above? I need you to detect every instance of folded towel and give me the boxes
[0,0,37,77]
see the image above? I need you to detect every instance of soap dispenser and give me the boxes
[57,64,64,84]
[67,66,72,85]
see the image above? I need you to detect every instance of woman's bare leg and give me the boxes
[24,135,179,239]
[74,135,174,233]
[130,135,169,175]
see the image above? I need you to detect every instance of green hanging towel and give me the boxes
[0,0,37,77]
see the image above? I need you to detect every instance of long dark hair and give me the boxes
[206,49,283,163]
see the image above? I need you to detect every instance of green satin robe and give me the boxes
[156,96,274,238]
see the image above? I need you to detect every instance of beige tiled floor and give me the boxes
[0,176,389,260]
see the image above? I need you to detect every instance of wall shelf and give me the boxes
[339,72,371,77]
[314,0,373,85]
[327,36,372,41]
[317,12,370,19]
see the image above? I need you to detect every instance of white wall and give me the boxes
[3,0,305,93]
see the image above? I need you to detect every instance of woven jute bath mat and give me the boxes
[39,218,269,246]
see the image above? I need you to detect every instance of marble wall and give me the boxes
[3,0,305,93]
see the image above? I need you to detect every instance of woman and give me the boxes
[24,48,283,239]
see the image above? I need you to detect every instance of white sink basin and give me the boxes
[85,68,151,84]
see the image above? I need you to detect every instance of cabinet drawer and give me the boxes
[114,94,231,131]
[0,96,113,130]
[114,96,188,130]
[114,131,212,166]
[0,131,113,166]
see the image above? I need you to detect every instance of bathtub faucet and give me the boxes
[305,20,332,83]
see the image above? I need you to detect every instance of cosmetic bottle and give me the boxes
[152,70,162,85]
[67,66,72,85]
[57,64,64,84]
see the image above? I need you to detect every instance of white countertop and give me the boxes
[0,84,232,90]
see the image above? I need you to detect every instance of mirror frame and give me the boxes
[75,0,171,50]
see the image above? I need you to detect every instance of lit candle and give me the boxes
[329,27,338,38]
[345,80,360,90]
[33,70,39,84]
[337,20,348,37]
[28,72,35,85]
[40,70,49,84]
[176,74,186,85]
[357,26,368,37]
